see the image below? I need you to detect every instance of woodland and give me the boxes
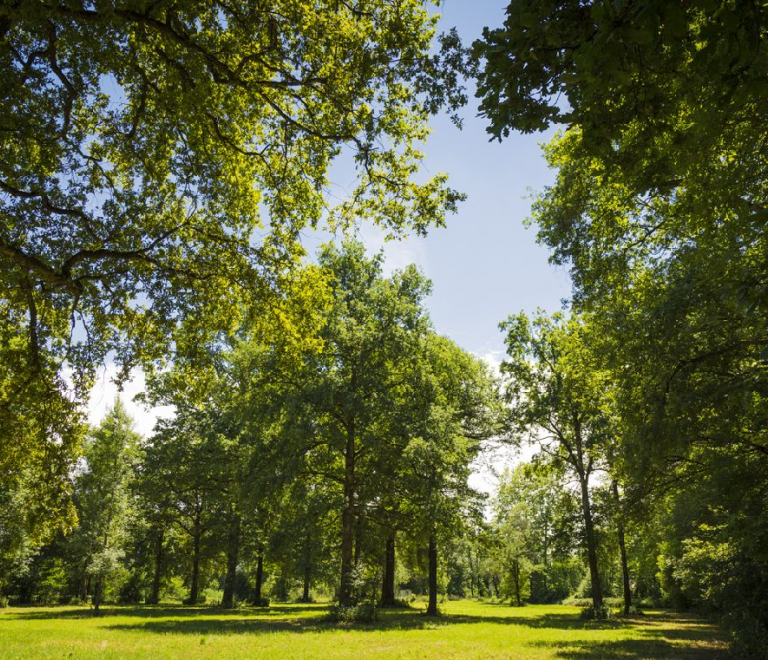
[0,1,766,659]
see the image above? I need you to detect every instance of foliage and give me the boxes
[0,0,466,537]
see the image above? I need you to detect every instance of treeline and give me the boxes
[0,242,503,618]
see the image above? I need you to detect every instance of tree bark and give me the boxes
[188,518,201,605]
[579,474,603,608]
[338,421,356,606]
[613,482,632,615]
[222,513,241,609]
[381,532,396,606]
[426,534,438,616]
[512,559,521,606]
[301,532,312,602]
[93,573,103,616]
[253,550,264,605]
[148,528,164,604]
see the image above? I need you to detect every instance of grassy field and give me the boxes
[0,600,728,659]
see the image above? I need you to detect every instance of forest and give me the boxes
[1,1,766,659]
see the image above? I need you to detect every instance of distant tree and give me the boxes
[501,312,610,610]
[67,400,139,615]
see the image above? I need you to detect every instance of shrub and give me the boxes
[727,611,768,660]
[0,595,9,608]
[330,603,378,624]
[251,597,270,607]
[580,605,612,620]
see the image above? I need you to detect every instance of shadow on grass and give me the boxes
[100,609,648,637]
[531,638,726,659]
[6,602,728,658]
[4,604,324,621]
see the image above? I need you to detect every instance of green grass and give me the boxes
[0,600,728,659]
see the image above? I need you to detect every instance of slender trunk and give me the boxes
[426,534,438,616]
[148,528,164,604]
[93,574,103,616]
[301,532,312,602]
[512,559,521,606]
[253,551,264,604]
[338,421,356,606]
[381,532,396,606]
[189,517,201,605]
[613,482,632,615]
[222,513,241,609]
[492,575,499,598]
[82,572,89,602]
[579,474,603,608]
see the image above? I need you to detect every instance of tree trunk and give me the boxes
[222,513,241,609]
[613,482,632,615]
[512,559,521,606]
[579,475,603,608]
[301,533,312,602]
[189,524,201,605]
[338,421,356,606]
[253,551,264,605]
[381,532,396,606]
[426,534,438,616]
[148,528,164,605]
[93,573,103,616]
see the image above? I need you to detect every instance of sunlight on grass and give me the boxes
[0,601,727,659]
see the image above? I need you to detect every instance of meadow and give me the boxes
[0,601,728,659]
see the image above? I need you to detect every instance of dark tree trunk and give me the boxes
[426,534,438,616]
[339,421,356,606]
[301,533,312,602]
[253,551,264,604]
[222,513,241,609]
[189,523,201,605]
[512,559,521,606]
[148,528,164,604]
[93,574,103,616]
[579,475,603,608]
[82,572,89,602]
[492,575,500,598]
[381,532,396,606]
[613,483,632,615]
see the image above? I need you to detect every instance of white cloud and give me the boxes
[88,364,174,438]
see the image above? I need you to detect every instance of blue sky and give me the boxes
[352,0,571,365]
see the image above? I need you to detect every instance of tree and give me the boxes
[278,241,432,607]
[501,312,610,611]
[141,409,227,605]
[400,333,500,616]
[67,400,139,615]
[1,0,466,535]
[476,3,768,640]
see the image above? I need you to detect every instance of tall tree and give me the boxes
[67,400,139,615]
[280,241,432,607]
[501,312,610,611]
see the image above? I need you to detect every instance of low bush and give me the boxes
[580,605,612,620]
[330,603,378,624]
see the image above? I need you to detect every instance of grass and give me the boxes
[0,600,728,659]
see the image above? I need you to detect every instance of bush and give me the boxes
[580,605,612,620]
[330,603,378,624]
[0,595,9,608]
[251,597,270,607]
[727,611,768,660]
